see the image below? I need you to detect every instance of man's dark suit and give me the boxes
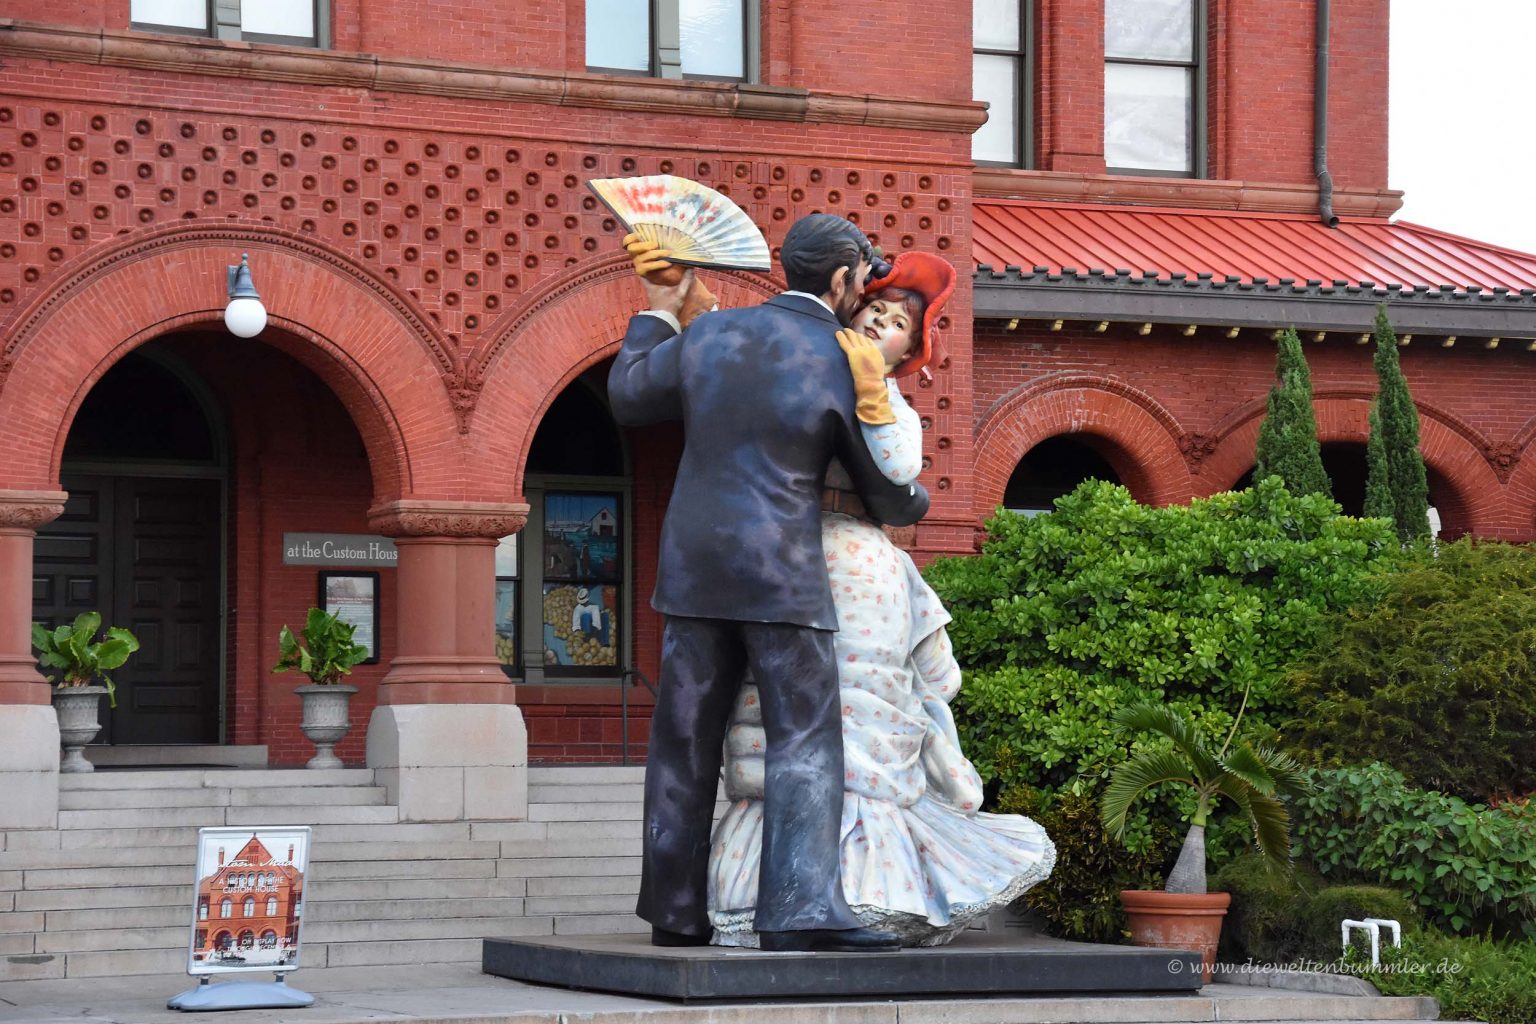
[608,293,929,936]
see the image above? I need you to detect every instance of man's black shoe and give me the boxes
[651,926,711,947]
[758,927,902,952]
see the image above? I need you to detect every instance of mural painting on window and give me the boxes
[541,492,621,672]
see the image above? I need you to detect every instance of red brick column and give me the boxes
[0,491,67,706]
[367,500,530,706]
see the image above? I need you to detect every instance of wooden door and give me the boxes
[34,475,222,744]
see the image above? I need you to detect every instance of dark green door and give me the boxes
[34,474,222,744]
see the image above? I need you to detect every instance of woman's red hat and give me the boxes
[862,251,957,379]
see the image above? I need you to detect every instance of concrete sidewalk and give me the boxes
[0,960,1455,1024]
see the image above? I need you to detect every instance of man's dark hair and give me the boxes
[779,214,873,295]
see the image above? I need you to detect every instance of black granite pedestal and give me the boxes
[481,932,1203,1002]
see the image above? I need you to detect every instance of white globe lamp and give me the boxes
[224,253,268,338]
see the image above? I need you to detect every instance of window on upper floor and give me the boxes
[972,0,1032,166]
[130,0,327,48]
[586,0,757,82]
[1104,0,1205,176]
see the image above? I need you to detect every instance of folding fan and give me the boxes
[588,175,771,272]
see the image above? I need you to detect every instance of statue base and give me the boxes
[481,931,1202,1002]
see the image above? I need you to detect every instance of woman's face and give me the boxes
[850,297,916,372]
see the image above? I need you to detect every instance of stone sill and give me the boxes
[0,19,986,135]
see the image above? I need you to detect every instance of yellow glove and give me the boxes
[836,328,895,425]
[624,232,685,285]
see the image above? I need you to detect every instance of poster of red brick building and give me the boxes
[187,827,309,974]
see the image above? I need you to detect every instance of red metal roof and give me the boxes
[973,200,1536,293]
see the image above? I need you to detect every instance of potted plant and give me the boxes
[1099,685,1310,984]
[31,612,140,773]
[272,607,369,769]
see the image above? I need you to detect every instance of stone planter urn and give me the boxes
[53,685,109,773]
[1120,890,1230,984]
[295,684,357,769]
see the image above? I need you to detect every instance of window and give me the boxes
[220,898,232,918]
[1104,0,1205,176]
[973,0,1032,166]
[266,896,278,916]
[260,930,278,949]
[243,897,256,917]
[130,0,327,47]
[198,900,208,921]
[495,374,629,684]
[586,0,756,81]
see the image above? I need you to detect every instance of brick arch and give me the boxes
[973,374,1193,514]
[1199,392,1502,537]
[466,253,781,494]
[0,221,465,501]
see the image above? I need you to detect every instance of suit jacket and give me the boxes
[608,294,930,630]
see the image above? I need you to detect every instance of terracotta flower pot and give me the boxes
[1120,889,1230,984]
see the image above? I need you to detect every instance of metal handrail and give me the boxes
[619,667,657,766]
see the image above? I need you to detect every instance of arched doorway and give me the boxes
[1003,436,1124,515]
[495,364,630,684]
[33,345,226,744]
[1232,442,1463,535]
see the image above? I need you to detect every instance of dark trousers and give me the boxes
[635,615,861,936]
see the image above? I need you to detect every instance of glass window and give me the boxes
[973,0,1028,166]
[588,0,751,81]
[680,0,745,79]
[240,0,315,43]
[260,930,278,948]
[587,0,653,73]
[540,493,621,674]
[494,534,519,674]
[198,900,209,921]
[130,0,207,31]
[220,898,232,918]
[1104,0,1201,176]
[266,896,278,915]
[243,897,256,917]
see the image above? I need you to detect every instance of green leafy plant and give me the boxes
[31,612,139,709]
[1287,539,1536,803]
[1291,762,1536,939]
[1362,929,1536,1024]
[1367,305,1430,543]
[923,478,1392,834]
[271,607,369,685]
[1254,326,1330,498]
[1100,687,1311,893]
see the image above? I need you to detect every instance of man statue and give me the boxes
[608,214,929,952]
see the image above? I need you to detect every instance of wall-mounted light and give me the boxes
[224,253,267,338]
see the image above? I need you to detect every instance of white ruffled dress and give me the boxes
[707,388,1056,947]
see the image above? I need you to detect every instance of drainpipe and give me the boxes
[1315,0,1340,227]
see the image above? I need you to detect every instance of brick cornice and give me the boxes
[368,500,530,539]
[0,490,68,530]
[973,167,1404,219]
[0,19,987,136]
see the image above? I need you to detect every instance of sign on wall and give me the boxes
[185,826,311,976]
[282,533,397,567]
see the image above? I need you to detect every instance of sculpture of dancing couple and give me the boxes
[608,213,1055,953]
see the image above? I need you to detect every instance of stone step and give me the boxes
[497,837,643,859]
[314,839,504,863]
[305,914,554,944]
[310,858,496,882]
[527,765,647,785]
[38,904,189,931]
[317,935,487,968]
[225,804,399,826]
[59,767,373,791]
[14,884,192,912]
[493,856,643,879]
[524,893,635,916]
[59,785,387,811]
[527,801,643,822]
[57,803,400,828]
[305,896,527,923]
[551,913,648,936]
[524,874,640,897]
[36,925,186,954]
[528,782,647,804]
[318,875,528,902]
[37,820,473,850]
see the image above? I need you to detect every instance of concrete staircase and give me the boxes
[0,764,661,980]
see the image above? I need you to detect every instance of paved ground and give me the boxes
[0,960,1454,1024]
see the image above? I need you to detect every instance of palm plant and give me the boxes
[1100,685,1311,893]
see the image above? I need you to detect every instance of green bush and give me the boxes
[1287,539,1536,803]
[1291,763,1536,938]
[1299,885,1420,962]
[1364,931,1536,1024]
[1211,852,1321,964]
[924,478,1393,836]
[997,784,1180,944]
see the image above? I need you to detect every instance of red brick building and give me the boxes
[1,0,1532,822]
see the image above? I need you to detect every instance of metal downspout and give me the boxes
[1315,0,1340,227]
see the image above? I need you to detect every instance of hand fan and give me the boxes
[587,175,771,272]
